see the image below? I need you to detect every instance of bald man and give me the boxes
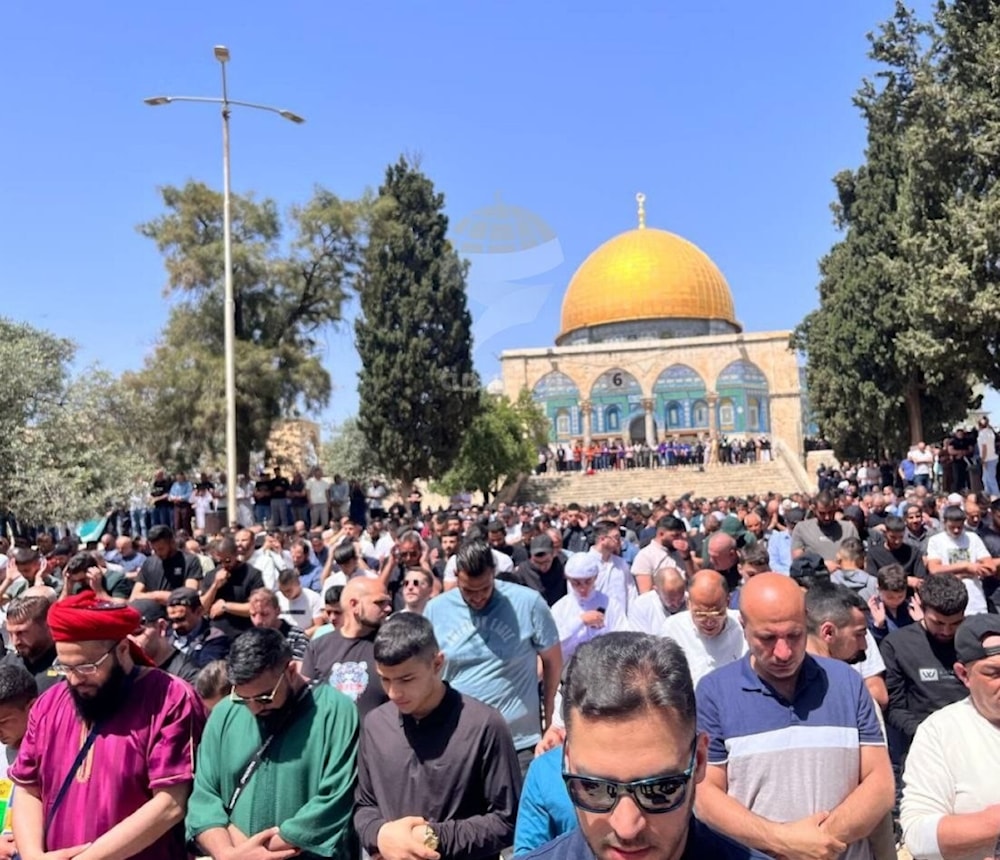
[705,532,741,591]
[660,571,747,686]
[626,565,688,634]
[694,574,894,860]
[301,577,393,719]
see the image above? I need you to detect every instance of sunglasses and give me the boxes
[230,671,286,705]
[403,578,426,587]
[562,739,697,814]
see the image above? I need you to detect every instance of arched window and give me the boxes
[532,371,580,400]
[667,401,681,428]
[719,398,736,430]
[556,409,571,438]
[692,400,709,428]
[747,398,760,431]
[606,405,621,432]
[591,369,642,397]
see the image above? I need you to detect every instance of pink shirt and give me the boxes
[11,668,205,860]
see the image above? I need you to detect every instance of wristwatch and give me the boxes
[423,825,439,851]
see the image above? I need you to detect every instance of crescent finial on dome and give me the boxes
[636,192,646,229]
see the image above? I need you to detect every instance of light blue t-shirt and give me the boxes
[424,579,559,751]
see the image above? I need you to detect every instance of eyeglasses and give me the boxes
[690,608,727,619]
[230,672,286,705]
[403,578,426,587]
[562,739,697,814]
[52,646,116,677]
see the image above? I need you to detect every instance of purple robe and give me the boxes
[11,668,205,860]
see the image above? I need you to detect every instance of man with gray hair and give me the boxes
[627,565,688,634]
[521,632,767,859]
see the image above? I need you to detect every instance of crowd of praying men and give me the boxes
[0,480,994,860]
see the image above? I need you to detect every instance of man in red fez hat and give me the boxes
[10,593,206,860]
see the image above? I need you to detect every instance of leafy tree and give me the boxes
[794,4,973,456]
[355,158,479,487]
[0,318,151,524]
[128,182,362,471]
[320,417,382,484]
[437,391,548,503]
[898,0,1000,393]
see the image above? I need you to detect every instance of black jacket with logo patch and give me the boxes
[881,622,968,742]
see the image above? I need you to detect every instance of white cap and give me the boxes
[565,553,600,580]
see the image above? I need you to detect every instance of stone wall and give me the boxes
[500,330,803,453]
[266,419,321,473]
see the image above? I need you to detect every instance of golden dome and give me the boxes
[558,205,739,343]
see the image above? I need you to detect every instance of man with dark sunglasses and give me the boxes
[187,627,358,860]
[400,568,434,615]
[520,632,767,860]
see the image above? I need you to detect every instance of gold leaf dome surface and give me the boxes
[558,226,739,342]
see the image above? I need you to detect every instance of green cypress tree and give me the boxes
[355,157,479,488]
[794,3,973,456]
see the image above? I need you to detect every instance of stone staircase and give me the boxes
[512,457,808,506]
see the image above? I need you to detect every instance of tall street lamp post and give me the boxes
[145,45,305,519]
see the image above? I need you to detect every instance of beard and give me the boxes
[255,681,300,732]
[70,658,129,724]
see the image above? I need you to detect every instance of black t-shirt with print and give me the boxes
[270,476,290,499]
[301,630,388,719]
[138,551,203,593]
[151,478,172,508]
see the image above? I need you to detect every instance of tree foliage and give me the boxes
[0,318,150,524]
[902,0,1000,388]
[355,158,479,486]
[127,181,362,471]
[320,417,382,484]
[436,391,548,503]
[793,1,1000,457]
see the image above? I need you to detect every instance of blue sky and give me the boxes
[0,1,943,430]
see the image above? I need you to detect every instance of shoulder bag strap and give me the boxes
[44,724,100,838]
[45,667,140,838]
[224,681,316,816]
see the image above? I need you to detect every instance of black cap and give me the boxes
[167,587,202,609]
[790,552,829,586]
[785,508,805,526]
[131,599,167,625]
[530,534,554,556]
[955,615,1000,664]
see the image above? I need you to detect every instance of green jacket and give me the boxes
[186,682,358,859]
